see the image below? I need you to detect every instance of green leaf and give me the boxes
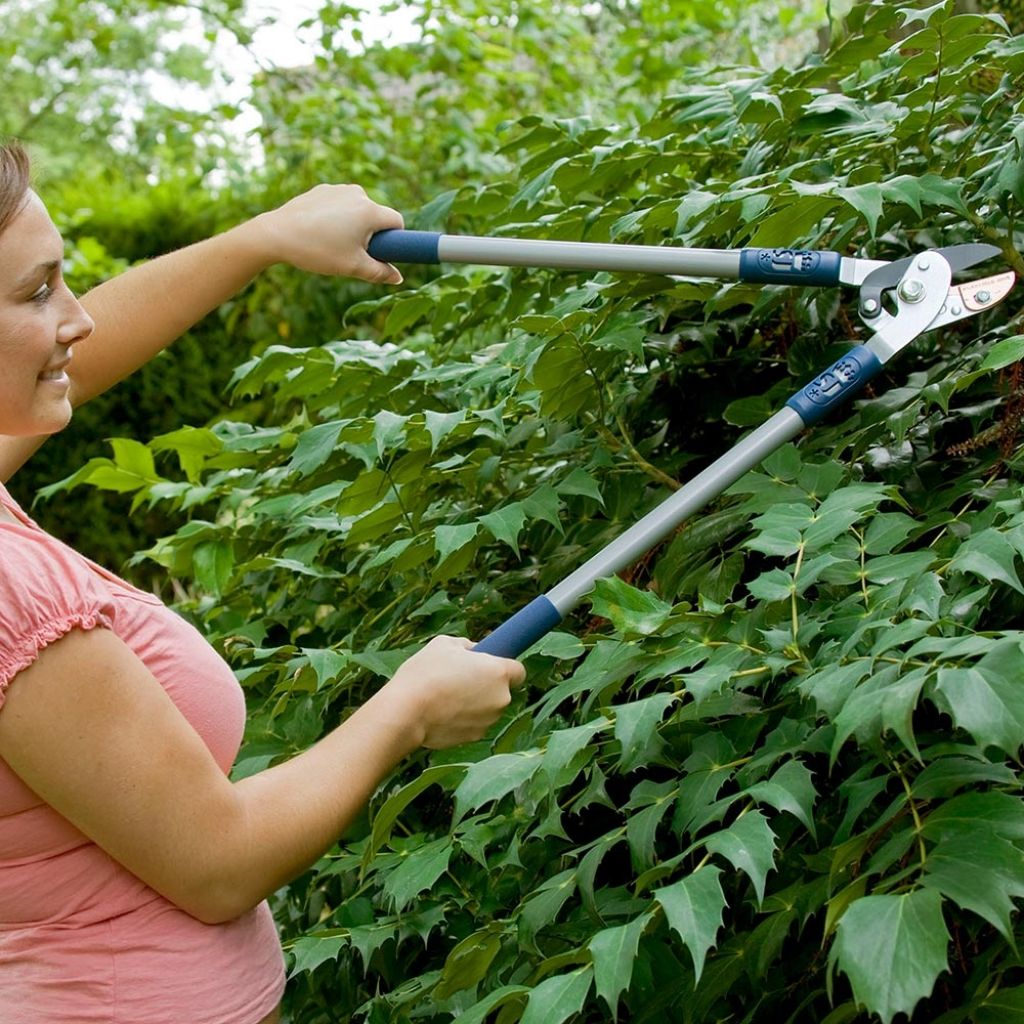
[526,631,585,660]
[704,810,777,906]
[747,567,794,602]
[372,409,408,457]
[519,966,594,1024]
[424,409,466,452]
[836,181,885,234]
[543,717,610,784]
[831,666,928,762]
[557,467,604,503]
[523,484,565,533]
[109,437,158,480]
[454,985,531,1024]
[434,923,505,999]
[590,312,648,359]
[192,540,234,597]
[723,394,775,427]
[588,912,651,1014]
[288,933,347,976]
[383,293,434,338]
[747,760,818,838]
[433,522,479,563]
[301,647,349,690]
[947,530,1024,594]
[479,502,528,553]
[653,865,726,984]
[520,870,578,949]
[151,425,222,482]
[589,576,673,636]
[290,420,347,476]
[922,792,1024,843]
[978,335,1024,372]
[831,890,949,1024]
[453,750,544,822]
[922,833,1024,945]
[366,764,467,863]
[746,502,812,557]
[934,640,1024,755]
[382,837,453,911]
[975,986,1024,1024]
[625,779,676,870]
[614,693,675,773]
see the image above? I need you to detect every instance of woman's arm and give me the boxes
[0,627,521,925]
[69,184,403,406]
[0,185,403,481]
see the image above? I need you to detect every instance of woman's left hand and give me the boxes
[249,183,405,285]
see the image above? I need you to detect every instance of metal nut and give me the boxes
[898,279,926,303]
[917,256,931,270]
[862,297,879,314]
[974,290,992,304]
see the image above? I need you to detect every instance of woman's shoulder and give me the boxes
[0,524,116,645]
[0,526,118,700]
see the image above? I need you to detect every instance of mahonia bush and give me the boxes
[46,2,1024,1021]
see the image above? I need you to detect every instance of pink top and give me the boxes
[0,483,285,1024]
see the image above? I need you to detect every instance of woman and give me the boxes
[0,140,525,1024]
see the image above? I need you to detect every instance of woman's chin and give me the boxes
[3,401,74,437]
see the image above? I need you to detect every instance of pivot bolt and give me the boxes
[898,279,926,303]
[974,289,992,304]
[862,298,880,315]
[917,256,931,270]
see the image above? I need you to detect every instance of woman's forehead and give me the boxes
[0,191,62,262]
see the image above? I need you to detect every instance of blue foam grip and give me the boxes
[472,595,563,659]
[739,248,843,285]
[367,230,442,264]
[785,345,884,427]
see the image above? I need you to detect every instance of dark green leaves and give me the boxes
[654,866,726,983]
[704,811,777,906]
[588,912,652,1014]
[832,891,950,1024]
[589,576,673,636]
[934,640,1024,755]
[47,2,1024,1022]
[519,967,593,1024]
[923,834,1024,945]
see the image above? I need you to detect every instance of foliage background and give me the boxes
[7,1,1024,1022]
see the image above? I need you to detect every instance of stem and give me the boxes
[921,25,944,162]
[570,334,608,423]
[893,757,928,872]
[593,421,681,491]
[856,528,870,609]
[791,542,806,650]
[382,458,417,534]
[964,208,1024,277]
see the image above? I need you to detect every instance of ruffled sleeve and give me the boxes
[0,527,116,709]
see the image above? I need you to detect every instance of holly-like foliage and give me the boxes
[44,2,1024,1021]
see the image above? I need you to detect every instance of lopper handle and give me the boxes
[368,229,849,283]
[467,345,884,659]
[369,230,442,264]
[472,596,563,659]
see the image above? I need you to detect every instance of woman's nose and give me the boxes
[58,287,95,347]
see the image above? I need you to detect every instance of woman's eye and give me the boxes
[30,283,54,304]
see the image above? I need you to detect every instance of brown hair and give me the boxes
[0,140,31,236]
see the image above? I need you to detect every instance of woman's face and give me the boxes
[0,191,94,437]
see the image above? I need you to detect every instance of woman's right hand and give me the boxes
[384,635,526,750]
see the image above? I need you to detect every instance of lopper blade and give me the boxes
[925,270,1016,331]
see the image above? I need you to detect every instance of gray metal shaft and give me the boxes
[439,235,742,278]
[545,407,806,613]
